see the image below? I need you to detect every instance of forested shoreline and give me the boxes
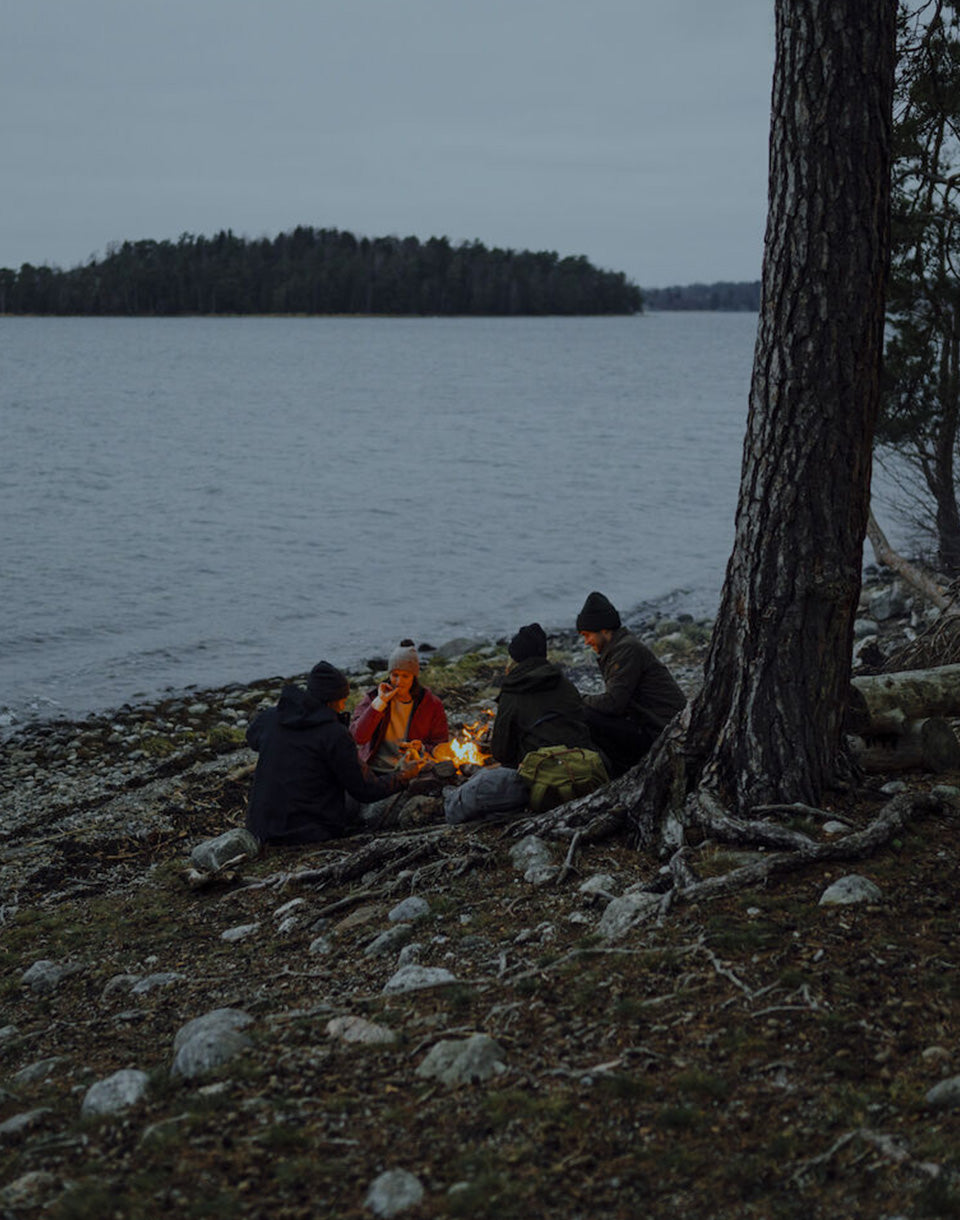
[0,227,642,317]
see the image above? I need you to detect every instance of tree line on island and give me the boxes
[0,229,644,317]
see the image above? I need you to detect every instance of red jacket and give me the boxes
[350,682,449,765]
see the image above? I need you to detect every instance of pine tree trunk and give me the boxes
[677,0,897,812]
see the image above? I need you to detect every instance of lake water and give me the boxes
[2,312,761,725]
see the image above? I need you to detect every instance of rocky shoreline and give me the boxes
[0,569,930,908]
[2,570,960,1218]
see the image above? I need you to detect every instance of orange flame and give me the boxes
[434,710,494,769]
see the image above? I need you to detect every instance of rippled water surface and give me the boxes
[2,313,759,722]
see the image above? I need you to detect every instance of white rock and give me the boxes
[0,1109,50,1139]
[326,1016,397,1046]
[189,828,259,873]
[11,1057,64,1086]
[21,960,70,995]
[81,1069,150,1116]
[273,898,307,919]
[173,1008,253,1053]
[365,925,414,958]
[597,892,662,940]
[397,943,423,967]
[509,835,552,872]
[309,934,333,955]
[0,1171,61,1209]
[822,821,849,836]
[365,1169,425,1217]
[171,1008,254,1079]
[382,965,457,995]
[388,896,430,922]
[221,923,260,942]
[579,873,617,897]
[818,875,882,906]
[416,1034,506,1086]
[131,971,183,995]
[171,1027,251,1080]
[926,1075,960,1110]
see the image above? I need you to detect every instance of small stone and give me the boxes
[597,892,662,940]
[273,898,307,919]
[879,780,909,796]
[221,923,259,942]
[365,924,414,958]
[326,1016,397,1046]
[382,965,457,995]
[11,1057,64,1086]
[579,873,617,897]
[388,896,430,922]
[509,835,552,872]
[397,943,423,967]
[0,1109,50,1140]
[131,972,183,995]
[416,1034,506,1086]
[171,1008,254,1079]
[81,1069,150,1116]
[819,875,882,906]
[364,1169,425,1217]
[189,828,259,873]
[21,960,71,995]
[0,1171,61,1209]
[822,821,849,836]
[926,1075,960,1110]
[308,934,333,955]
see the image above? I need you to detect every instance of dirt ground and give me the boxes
[1,744,959,1220]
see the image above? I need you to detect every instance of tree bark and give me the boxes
[674,0,897,813]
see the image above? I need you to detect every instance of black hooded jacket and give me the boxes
[245,685,399,845]
[490,658,593,769]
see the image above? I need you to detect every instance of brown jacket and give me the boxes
[584,627,686,731]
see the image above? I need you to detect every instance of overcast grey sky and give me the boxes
[1,0,775,289]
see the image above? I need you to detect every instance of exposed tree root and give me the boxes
[647,790,948,910]
[233,826,495,895]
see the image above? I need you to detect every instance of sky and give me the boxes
[1,0,776,290]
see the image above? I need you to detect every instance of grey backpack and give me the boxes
[443,767,529,825]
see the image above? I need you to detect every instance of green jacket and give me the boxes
[584,626,686,731]
[491,657,592,768]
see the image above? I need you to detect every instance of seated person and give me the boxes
[350,639,449,773]
[245,660,407,846]
[576,591,687,777]
[490,622,593,768]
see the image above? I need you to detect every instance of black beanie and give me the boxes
[576,591,621,632]
[508,622,547,663]
[306,660,350,703]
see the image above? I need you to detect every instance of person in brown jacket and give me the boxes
[576,591,686,776]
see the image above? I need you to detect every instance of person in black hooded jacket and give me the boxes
[490,623,593,769]
[245,660,405,846]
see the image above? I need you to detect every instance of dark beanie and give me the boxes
[306,660,350,703]
[576,591,621,632]
[508,622,547,663]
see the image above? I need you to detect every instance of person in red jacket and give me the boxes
[350,639,449,773]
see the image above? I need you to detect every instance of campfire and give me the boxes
[426,710,495,772]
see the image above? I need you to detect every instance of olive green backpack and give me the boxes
[517,745,609,813]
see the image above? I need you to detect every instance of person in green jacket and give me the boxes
[490,622,593,769]
[576,591,687,776]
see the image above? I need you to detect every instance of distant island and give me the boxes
[641,281,761,311]
[0,227,643,317]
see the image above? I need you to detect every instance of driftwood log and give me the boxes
[847,665,960,771]
[851,716,960,773]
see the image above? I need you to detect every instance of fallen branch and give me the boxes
[866,509,957,614]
